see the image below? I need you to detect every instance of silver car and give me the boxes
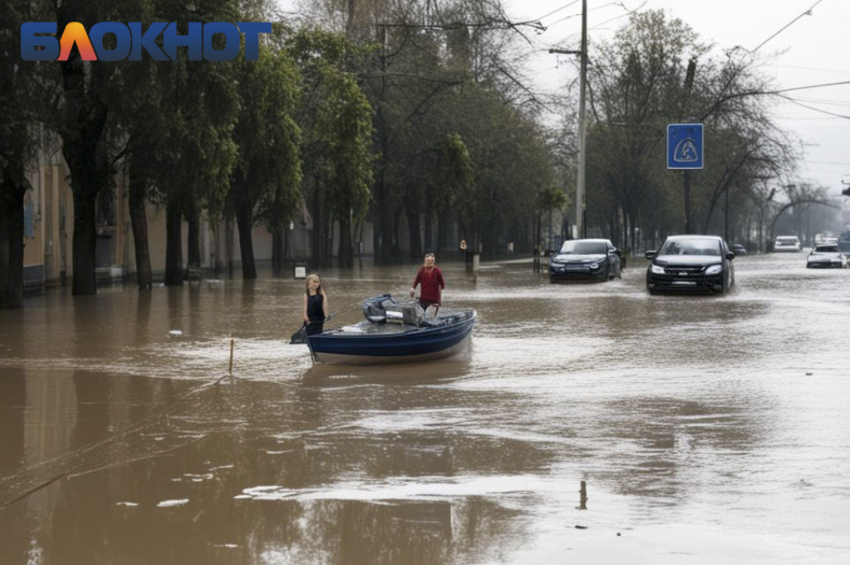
[806,243,847,268]
[774,235,801,252]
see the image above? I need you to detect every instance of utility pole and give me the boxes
[550,0,587,239]
[682,58,697,235]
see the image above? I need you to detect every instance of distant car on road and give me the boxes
[806,243,847,269]
[549,239,622,282]
[645,235,735,295]
[731,243,747,256]
[774,235,802,252]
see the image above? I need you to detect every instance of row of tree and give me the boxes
[1,0,567,309]
[2,1,843,310]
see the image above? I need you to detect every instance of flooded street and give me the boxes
[2,253,849,564]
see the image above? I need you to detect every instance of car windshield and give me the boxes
[814,245,839,253]
[659,238,720,256]
[559,241,607,255]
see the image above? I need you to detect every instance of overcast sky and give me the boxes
[502,0,850,193]
[276,0,849,193]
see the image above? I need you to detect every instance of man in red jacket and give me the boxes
[409,252,445,314]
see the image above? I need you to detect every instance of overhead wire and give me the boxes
[535,0,581,23]
[781,97,850,119]
[751,0,828,52]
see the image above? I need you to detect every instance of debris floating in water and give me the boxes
[116,502,139,507]
[157,499,189,508]
[169,330,183,336]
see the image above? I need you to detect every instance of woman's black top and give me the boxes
[307,293,325,322]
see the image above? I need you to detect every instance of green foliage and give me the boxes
[286,28,375,233]
[230,44,303,232]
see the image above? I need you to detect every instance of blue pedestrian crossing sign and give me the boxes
[667,123,704,169]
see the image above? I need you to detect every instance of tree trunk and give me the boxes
[187,205,201,269]
[272,231,283,276]
[235,199,257,280]
[71,191,98,295]
[0,177,26,309]
[128,160,152,290]
[165,202,183,285]
[407,211,422,260]
[338,212,353,268]
[424,214,433,253]
[311,179,323,268]
[324,210,334,266]
[59,37,109,297]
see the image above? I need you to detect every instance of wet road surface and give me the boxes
[1,252,849,564]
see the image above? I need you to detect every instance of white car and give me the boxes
[806,243,847,268]
[774,235,801,252]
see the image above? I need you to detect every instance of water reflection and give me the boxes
[302,351,473,386]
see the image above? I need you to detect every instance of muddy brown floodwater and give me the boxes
[1,253,849,564]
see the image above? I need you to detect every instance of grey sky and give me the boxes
[504,0,850,193]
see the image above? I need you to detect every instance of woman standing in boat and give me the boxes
[409,253,445,315]
[303,274,329,336]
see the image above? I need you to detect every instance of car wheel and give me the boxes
[605,265,612,280]
[806,264,812,269]
[715,272,728,295]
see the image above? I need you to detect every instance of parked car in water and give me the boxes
[806,243,847,269]
[838,231,850,254]
[774,235,802,252]
[730,243,747,256]
[645,235,735,295]
[549,239,622,282]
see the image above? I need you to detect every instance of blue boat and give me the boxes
[306,294,477,365]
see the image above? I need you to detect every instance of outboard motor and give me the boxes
[384,301,425,326]
[362,294,425,326]
[362,294,396,323]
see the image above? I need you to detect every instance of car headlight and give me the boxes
[650,264,665,274]
[589,263,599,269]
[704,264,723,275]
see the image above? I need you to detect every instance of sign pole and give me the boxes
[668,123,704,234]
[684,170,691,233]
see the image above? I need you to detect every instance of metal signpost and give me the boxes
[668,123,704,233]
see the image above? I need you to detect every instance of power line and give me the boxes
[782,97,850,119]
[751,0,828,53]
[766,63,850,75]
[589,1,648,32]
[535,0,580,23]
[806,160,850,166]
[772,80,850,94]
[545,1,639,29]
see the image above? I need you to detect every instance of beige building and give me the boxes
[21,145,358,291]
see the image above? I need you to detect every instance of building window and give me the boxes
[24,197,35,238]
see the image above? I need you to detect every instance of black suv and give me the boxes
[646,235,735,295]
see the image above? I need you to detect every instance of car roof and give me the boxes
[664,235,722,241]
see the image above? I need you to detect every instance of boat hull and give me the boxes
[307,310,476,365]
